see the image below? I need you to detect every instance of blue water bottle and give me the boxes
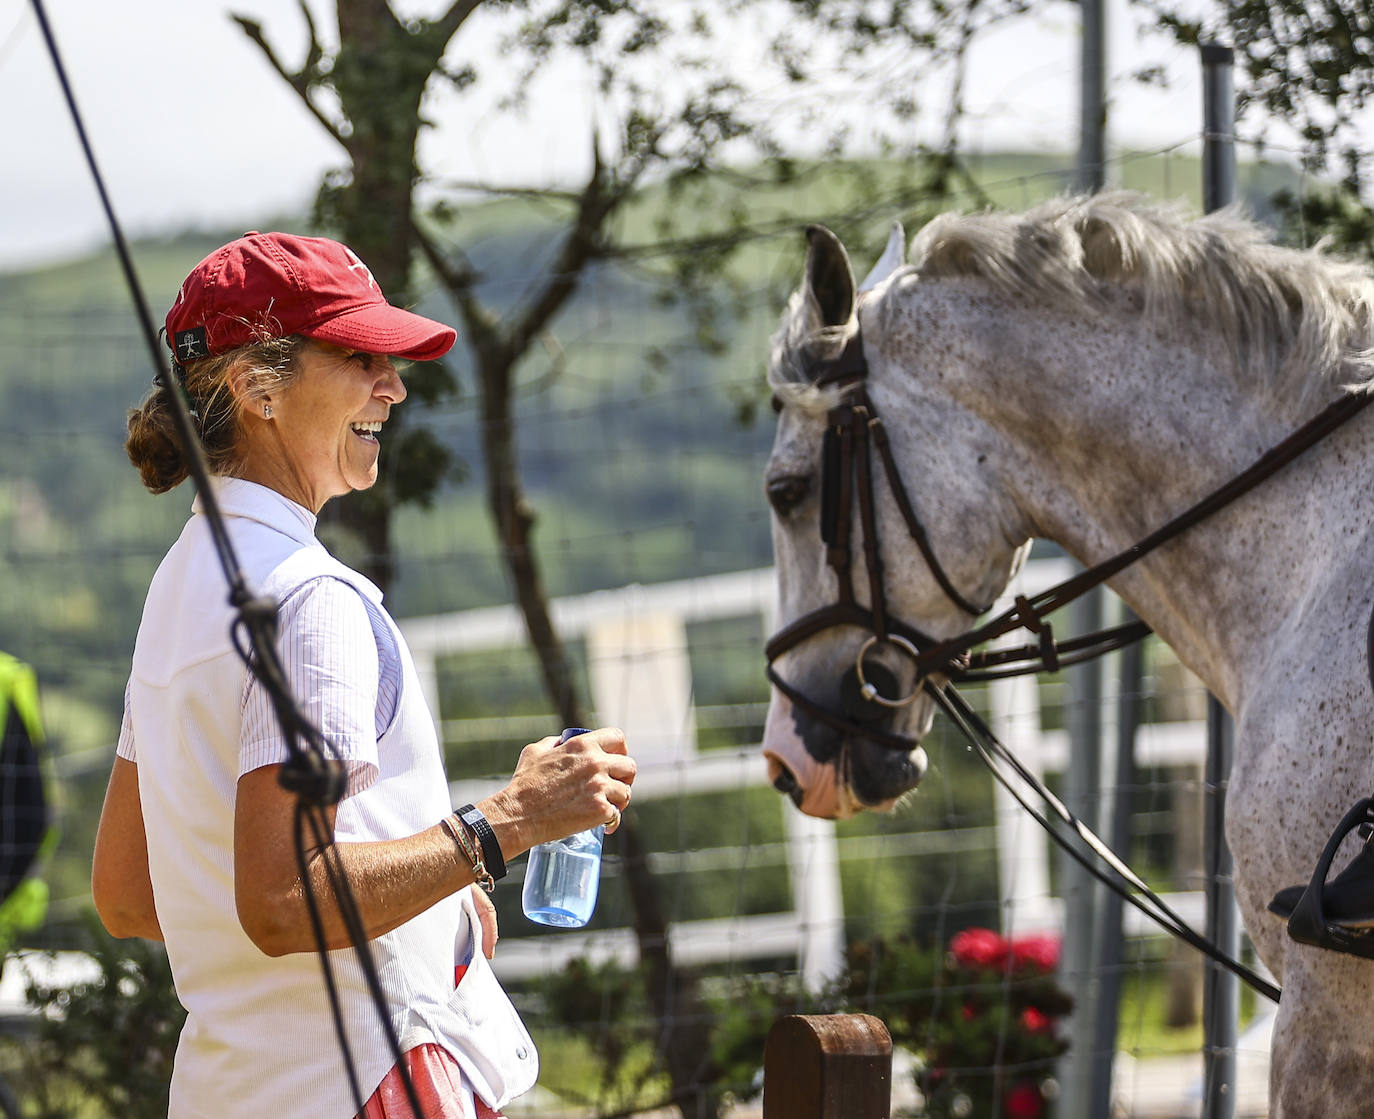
[522,728,605,928]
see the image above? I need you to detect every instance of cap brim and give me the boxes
[304,303,457,362]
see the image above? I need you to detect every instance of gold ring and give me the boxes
[605,807,622,829]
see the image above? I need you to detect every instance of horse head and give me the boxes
[762,222,1032,818]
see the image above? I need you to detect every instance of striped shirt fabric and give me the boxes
[122,576,403,792]
[239,576,403,790]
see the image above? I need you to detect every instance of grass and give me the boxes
[1114,947,1262,1057]
[530,1030,671,1116]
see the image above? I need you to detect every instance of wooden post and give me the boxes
[763,1014,893,1119]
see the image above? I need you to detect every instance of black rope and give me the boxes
[30,2,430,1111]
[294,806,366,1117]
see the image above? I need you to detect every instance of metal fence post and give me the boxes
[1058,0,1112,1109]
[1056,585,1106,1119]
[1201,41,1240,1119]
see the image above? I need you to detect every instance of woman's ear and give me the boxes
[224,358,266,416]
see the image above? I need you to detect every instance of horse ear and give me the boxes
[805,225,855,328]
[858,221,906,293]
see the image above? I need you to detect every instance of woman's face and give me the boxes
[239,340,408,512]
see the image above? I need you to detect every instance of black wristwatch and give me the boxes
[456,803,507,882]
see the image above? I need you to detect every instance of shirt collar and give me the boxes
[191,477,319,547]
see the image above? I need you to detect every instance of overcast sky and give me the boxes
[0,0,1301,272]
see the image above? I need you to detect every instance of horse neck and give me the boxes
[941,289,1372,710]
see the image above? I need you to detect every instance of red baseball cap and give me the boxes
[165,231,456,364]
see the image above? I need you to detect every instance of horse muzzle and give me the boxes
[762,688,930,819]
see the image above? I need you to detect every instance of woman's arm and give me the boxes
[234,727,634,957]
[91,757,163,941]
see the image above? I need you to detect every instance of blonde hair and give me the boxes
[125,335,306,493]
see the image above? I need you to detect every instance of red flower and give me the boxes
[1004,1080,1045,1119]
[1009,934,1061,973]
[1020,1006,1053,1033]
[961,1002,976,1021]
[950,927,1009,969]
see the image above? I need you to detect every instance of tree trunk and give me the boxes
[314,0,430,594]
[476,351,721,1118]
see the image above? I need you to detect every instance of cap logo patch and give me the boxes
[174,326,208,361]
[343,246,376,290]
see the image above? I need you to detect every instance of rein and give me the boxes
[767,320,1374,1004]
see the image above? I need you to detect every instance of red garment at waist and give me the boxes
[359,966,503,1119]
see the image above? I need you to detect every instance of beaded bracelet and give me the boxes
[441,813,495,894]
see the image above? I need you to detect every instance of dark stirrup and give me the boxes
[1277,797,1374,959]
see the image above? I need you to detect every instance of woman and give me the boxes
[91,231,636,1119]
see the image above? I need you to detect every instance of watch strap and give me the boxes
[456,803,507,882]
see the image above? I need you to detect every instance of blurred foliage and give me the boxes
[2,914,184,1119]
[1138,0,1374,251]
[1274,182,1374,265]
[525,954,837,1116]
[845,930,1071,1119]
[1136,1,1373,186]
[531,927,1074,1118]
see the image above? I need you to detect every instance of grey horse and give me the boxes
[761,192,1374,1117]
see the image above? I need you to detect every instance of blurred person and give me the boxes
[91,232,635,1119]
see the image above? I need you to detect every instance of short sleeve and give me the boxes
[116,679,136,763]
[239,577,381,797]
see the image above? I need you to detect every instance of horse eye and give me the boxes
[766,474,811,516]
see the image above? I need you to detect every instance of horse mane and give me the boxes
[771,192,1374,406]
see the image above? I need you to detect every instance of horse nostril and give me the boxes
[773,766,805,807]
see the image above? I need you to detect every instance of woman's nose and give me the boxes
[378,359,407,404]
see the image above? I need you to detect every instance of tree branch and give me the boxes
[230,10,349,149]
[410,218,501,365]
[433,0,484,43]
[502,136,636,362]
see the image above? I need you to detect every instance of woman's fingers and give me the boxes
[501,726,639,846]
[471,885,499,959]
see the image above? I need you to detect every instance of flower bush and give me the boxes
[846,928,1073,1119]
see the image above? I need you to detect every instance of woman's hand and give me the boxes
[479,727,636,859]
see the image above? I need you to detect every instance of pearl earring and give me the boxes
[263,404,273,419]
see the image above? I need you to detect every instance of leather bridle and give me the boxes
[764,328,995,751]
[764,321,1374,756]
[762,316,1374,999]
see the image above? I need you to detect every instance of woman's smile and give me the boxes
[239,341,407,512]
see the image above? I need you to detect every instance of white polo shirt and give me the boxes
[118,478,537,1118]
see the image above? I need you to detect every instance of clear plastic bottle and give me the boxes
[521,728,604,928]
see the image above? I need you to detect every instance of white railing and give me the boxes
[400,560,1209,984]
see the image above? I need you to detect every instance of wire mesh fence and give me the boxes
[3,135,1354,1115]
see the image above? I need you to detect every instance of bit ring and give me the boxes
[854,635,923,708]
